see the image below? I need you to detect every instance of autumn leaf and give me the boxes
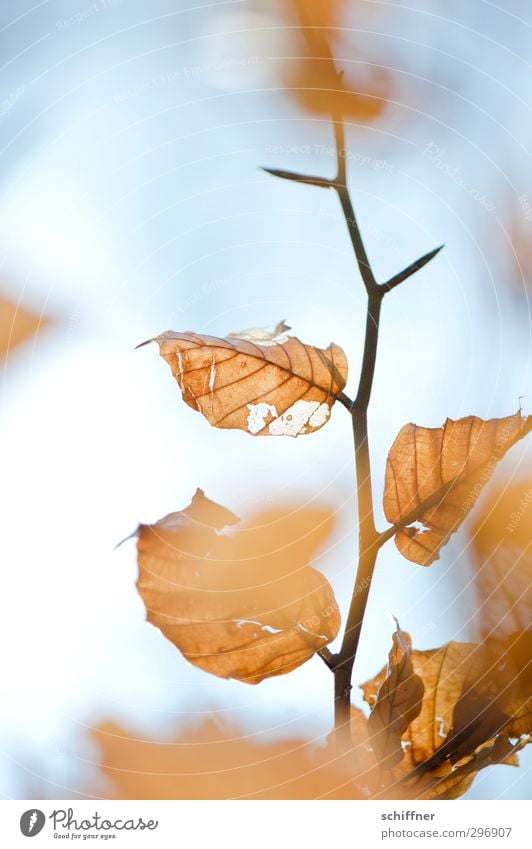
[139,326,348,437]
[445,631,531,748]
[398,736,529,801]
[364,641,480,767]
[361,632,531,799]
[134,490,340,684]
[90,718,363,800]
[444,638,522,763]
[284,0,390,122]
[494,630,532,739]
[469,476,532,639]
[0,295,48,357]
[348,698,527,800]
[366,626,424,769]
[363,634,531,771]
[90,712,524,800]
[383,413,532,566]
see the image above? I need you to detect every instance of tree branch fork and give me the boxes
[264,108,443,750]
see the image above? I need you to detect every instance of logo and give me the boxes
[20,809,45,837]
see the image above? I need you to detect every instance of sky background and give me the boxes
[0,0,531,799]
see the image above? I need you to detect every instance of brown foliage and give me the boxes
[348,704,502,800]
[469,476,532,639]
[90,679,529,801]
[366,627,424,769]
[384,413,532,566]
[91,719,363,800]
[363,641,479,767]
[140,327,348,438]
[361,631,531,798]
[0,295,48,356]
[285,0,390,121]
[134,490,340,684]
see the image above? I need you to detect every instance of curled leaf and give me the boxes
[363,632,531,774]
[363,641,479,766]
[139,328,348,437]
[367,626,424,769]
[401,736,529,801]
[134,489,340,684]
[384,413,532,566]
[361,634,531,799]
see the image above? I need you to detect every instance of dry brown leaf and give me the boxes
[347,706,525,800]
[89,710,529,800]
[367,627,424,769]
[91,712,519,801]
[134,490,340,684]
[285,0,391,121]
[500,630,532,739]
[363,633,531,774]
[363,641,481,767]
[402,736,529,801]
[469,477,532,639]
[91,719,363,800]
[384,414,532,566]
[140,328,348,437]
[360,633,531,799]
[445,639,521,763]
[0,295,48,356]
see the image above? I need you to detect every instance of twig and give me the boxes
[382,245,445,293]
[264,10,443,751]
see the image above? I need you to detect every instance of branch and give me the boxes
[318,647,336,669]
[381,245,445,294]
[377,479,458,547]
[267,3,443,753]
[337,390,354,411]
[261,167,333,190]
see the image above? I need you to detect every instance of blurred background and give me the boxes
[0,0,531,799]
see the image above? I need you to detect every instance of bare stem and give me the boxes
[265,9,443,753]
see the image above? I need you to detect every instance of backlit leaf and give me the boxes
[139,327,348,437]
[469,476,532,638]
[134,490,340,684]
[0,295,48,357]
[383,414,532,566]
[366,626,424,769]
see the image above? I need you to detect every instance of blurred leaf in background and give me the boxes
[0,295,49,357]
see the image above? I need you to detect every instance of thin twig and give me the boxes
[382,245,445,293]
[266,7,443,751]
[317,647,336,669]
